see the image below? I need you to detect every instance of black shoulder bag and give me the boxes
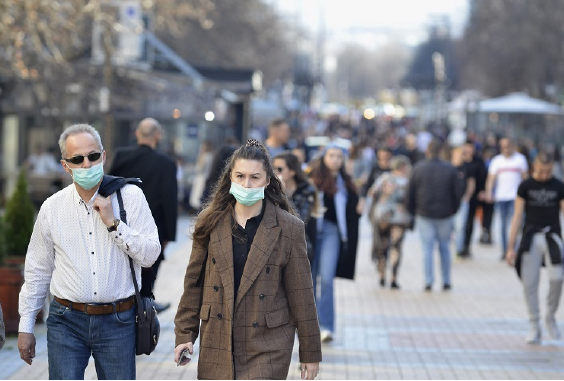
[116,189,160,356]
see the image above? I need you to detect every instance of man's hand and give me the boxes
[18,333,36,365]
[506,248,516,266]
[93,195,115,227]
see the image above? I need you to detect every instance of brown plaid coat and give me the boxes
[175,201,322,379]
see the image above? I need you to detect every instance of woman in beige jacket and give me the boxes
[174,139,321,380]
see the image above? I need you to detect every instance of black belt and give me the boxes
[54,295,135,315]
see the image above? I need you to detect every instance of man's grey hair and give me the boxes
[58,124,103,158]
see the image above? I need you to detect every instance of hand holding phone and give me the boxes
[177,348,191,367]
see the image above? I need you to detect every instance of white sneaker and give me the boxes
[320,330,333,343]
[525,322,541,345]
[545,316,561,340]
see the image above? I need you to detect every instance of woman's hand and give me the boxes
[174,342,193,365]
[300,362,320,380]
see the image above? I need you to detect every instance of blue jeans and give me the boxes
[311,220,341,333]
[496,200,514,256]
[454,200,469,253]
[46,298,136,380]
[417,216,454,286]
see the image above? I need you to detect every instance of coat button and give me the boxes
[217,313,223,320]
[266,267,270,274]
[252,321,259,328]
[259,294,265,300]
[213,285,219,292]
[212,258,216,264]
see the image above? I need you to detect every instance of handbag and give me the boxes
[116,189,160,356]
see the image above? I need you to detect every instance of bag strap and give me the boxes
[117,189,147,323]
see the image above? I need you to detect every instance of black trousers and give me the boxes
[481,201,494,231]
[464,198,479,248]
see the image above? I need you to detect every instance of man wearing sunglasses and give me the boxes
[17,124,161,379]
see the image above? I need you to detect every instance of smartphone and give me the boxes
[177,348,191,367]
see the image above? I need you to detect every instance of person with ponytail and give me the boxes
[174,139,321,380]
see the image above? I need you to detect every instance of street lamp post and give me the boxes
[432,52,446,128]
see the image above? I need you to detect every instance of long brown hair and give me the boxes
[192,139,296,244]
[309,148,357,196]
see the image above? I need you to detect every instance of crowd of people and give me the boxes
[6,115,564,379]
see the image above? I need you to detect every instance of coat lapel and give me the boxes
[235,201,280,309]
[210,211,236,317]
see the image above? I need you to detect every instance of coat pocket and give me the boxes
[199,304,211,321]
[265,308,290,328]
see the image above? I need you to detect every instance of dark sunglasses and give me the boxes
[275,167,285,173]
[64,152,103,165]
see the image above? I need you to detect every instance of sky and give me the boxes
[271,0,470,48]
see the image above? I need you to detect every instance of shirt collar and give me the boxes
[230,200,266,226]
[72,184,100,207]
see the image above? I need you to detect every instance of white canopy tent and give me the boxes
[478,92,563,115]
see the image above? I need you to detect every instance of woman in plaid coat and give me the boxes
[174,140,321,380]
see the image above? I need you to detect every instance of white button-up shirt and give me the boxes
[19,183,161,333]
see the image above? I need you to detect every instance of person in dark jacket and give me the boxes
[109,118,178,312]
[462,140,487,256]
[273,151,319,263]
[407,139,463,291]
[309,143,360,343]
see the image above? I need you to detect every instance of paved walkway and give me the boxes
[2,213,564,379]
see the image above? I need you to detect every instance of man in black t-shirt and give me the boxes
[507,152,564,345]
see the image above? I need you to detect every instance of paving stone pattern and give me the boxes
[1,214,564,379]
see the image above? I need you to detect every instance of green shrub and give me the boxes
[4,169,35,257]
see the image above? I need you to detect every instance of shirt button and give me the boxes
[93,272,95,275]
[259,294,265,300]
[212,258,216,265]
[266,267,270,274]
[252,321,259,328]
[94,292,97,295]
[213,285,219,292]
[91,252,94,255]
[89,232,92,235]
[217,313,223,320]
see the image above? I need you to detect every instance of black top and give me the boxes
[466,156,487,195]
[109,144,178,242]
[323,192,337,223]
[455,162,470,188]
[517,177,564,230]
[232,202,266,301]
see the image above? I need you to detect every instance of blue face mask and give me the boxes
[229,182,265,206]
[69,161,104,190]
